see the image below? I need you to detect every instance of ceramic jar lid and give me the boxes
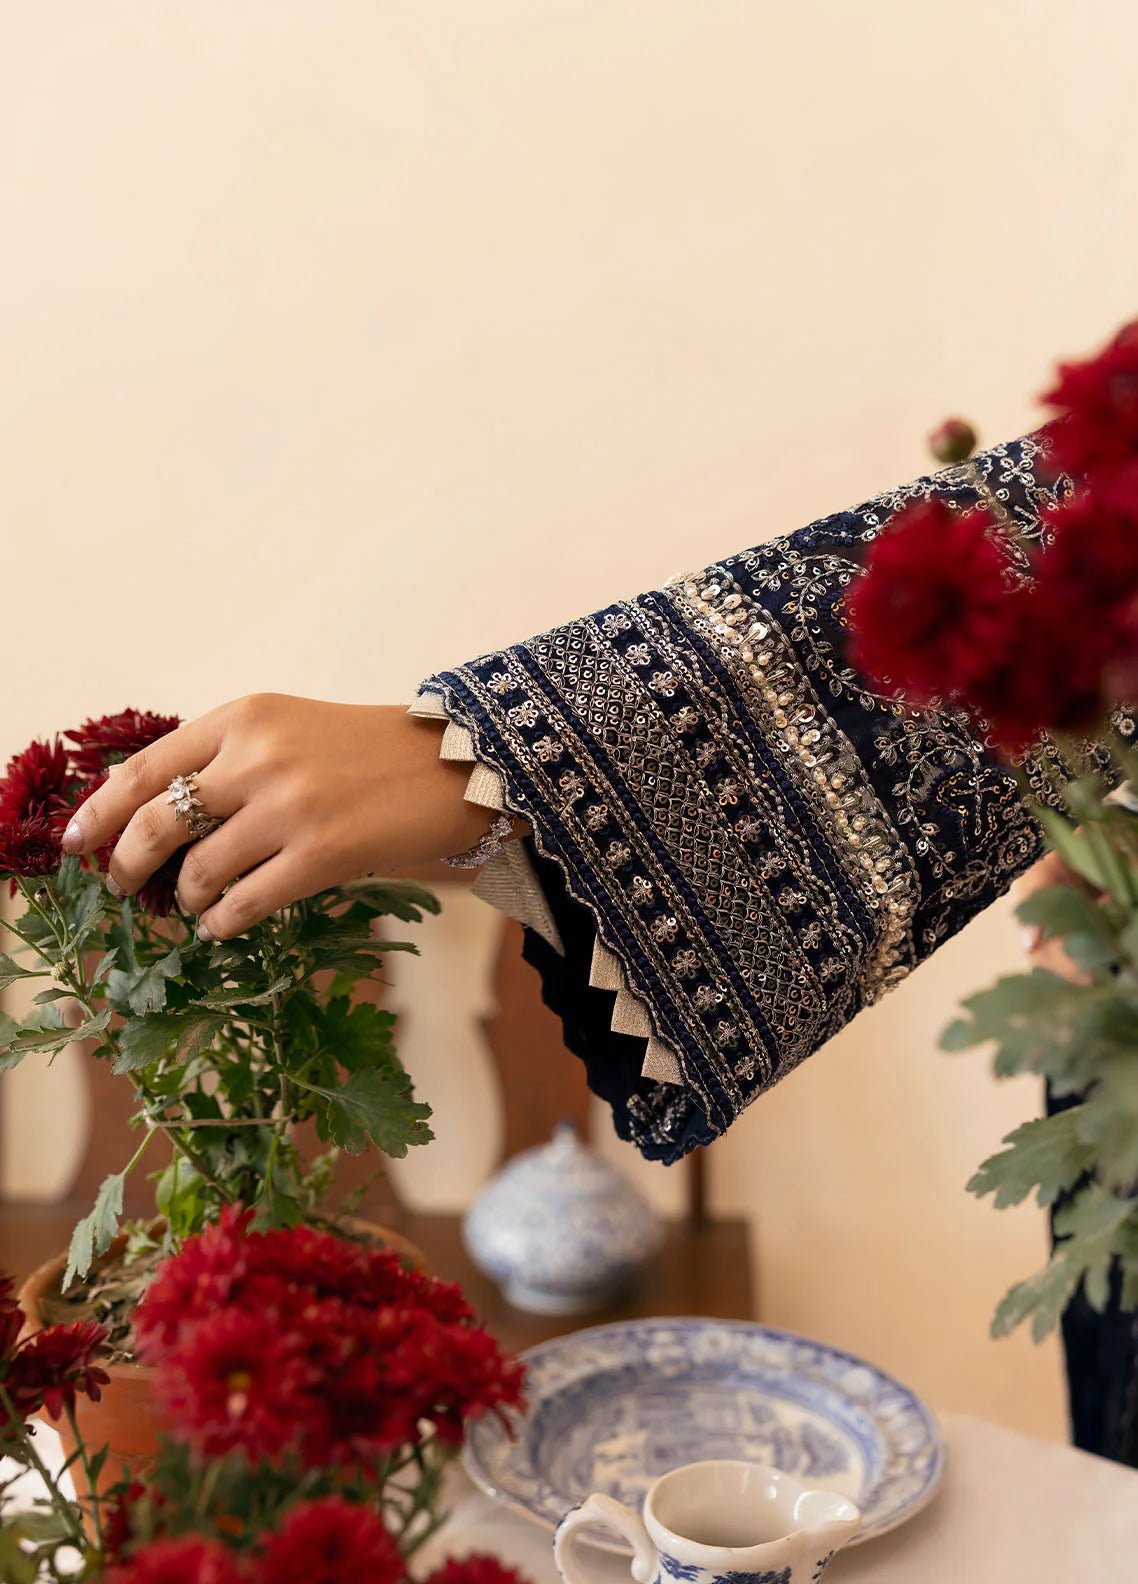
[463,1124,663,1314]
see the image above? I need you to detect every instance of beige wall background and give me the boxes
[3,0,1137,1442]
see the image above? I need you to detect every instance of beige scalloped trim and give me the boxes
[408,693,684,1087]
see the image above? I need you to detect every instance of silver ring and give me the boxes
[166,772,223,841]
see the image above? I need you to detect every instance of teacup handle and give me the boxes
[554,1494,658,1584]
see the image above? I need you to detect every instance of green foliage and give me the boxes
[967,1112,1096,1209]
[311,1067,434,1157]
[944,782,1138,1340]
[991,1188,1138,1343]
[65,1169,127,1288]
[0,856,439,1284]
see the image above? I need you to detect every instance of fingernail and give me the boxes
[1020,925,1042,954]
[197,921,214,942]
[105,875,125,899]
[61,820,83,854]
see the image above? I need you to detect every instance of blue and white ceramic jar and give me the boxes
[463,1124,663,1314]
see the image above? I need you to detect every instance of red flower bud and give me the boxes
[928,418,978,465]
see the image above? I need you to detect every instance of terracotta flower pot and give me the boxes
[17,1218,428,1504]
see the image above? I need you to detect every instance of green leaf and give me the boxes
[1073,1052,1138,1191]
[8,1505,76,1542]
[90,946,119,987]
[65,878,107,950]
[154,1159,208,1241]
[992,1187,1137,1341]
[107,946,183,1017]
[0,1011,23,1073]
[1037,808,1108,891]
[992,1260,1086,1345]
[0,953,29,991]
[967,1110,1096,1209]
[1015,883,1114,942]
[20,1003,65,1033]
[194,974,293,1011]
[7,1008,112,1060]
[112,1012,221,1075]
[319,998,397,1072]
[312,1067,433,1157]
[0,1527,38,1584]
[64,1169,127,1287]
[338,878,441,922]
[1014,882,1119,973]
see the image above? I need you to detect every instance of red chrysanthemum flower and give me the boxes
[134,1207,253,1352]
[424,1556,533,1584]
[150,1306,316,1463]
[101,1480,151,1563]
[136,1213,524,1472]
[252,1498,403,1584]
[0,739,76,824]
[847,499,1015,704]
[0,815,64,889]
[105,1535,246,1584]
[1038,485,1138,613]
[65,709,180,779]
[5,1319,110,1421]
[136,851,184,918]
[1042,320,1138,482]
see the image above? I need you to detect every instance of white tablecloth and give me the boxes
[417,1414,1138,1584]
[9,1414,1138,1580]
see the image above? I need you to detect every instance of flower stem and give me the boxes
[0,1385,84,1545]
[65,1402,103,1548]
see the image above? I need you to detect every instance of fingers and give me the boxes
[104,766,240,899]
[62,714,224,857]
[197,852,312,943]
[173,810,281,916]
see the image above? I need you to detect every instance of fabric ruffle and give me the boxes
[408,693,683,1085]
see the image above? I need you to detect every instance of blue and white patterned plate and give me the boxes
[464,1318,944,1549]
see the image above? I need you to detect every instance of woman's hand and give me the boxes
[60,694,506,941]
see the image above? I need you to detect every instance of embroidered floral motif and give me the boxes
[606,841,632,869]
[695,740,718,768]
[649,669,678,696]
[653,915,680,943]
[630,875,655,908]
[601,610,632,635]
[508,701,540,728]
[585,804,610,831]
[533,736,563,763]
[487,671,514,695]
[626,642,652,666]
[559,770,586,801]
[673,705,700,733]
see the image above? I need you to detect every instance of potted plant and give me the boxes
[848,321,1138,1364]
[0,1210,527,1582]
[0,708,448,1488]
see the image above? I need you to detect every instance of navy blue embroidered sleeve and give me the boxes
[419,434,1092,1163]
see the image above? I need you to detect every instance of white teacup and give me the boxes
[553,1460,860,1584]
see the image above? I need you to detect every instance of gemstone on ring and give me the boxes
[166,772,222,841]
